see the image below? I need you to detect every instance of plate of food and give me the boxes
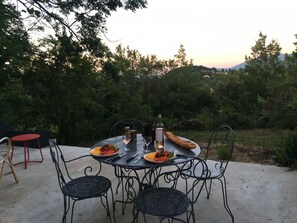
[90,144,119,157]
[144,150,174,163]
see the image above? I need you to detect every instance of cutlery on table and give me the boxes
[126,153,138,162]
[106,153,127,162]
[175,153,187,158]
[133,156,143,164]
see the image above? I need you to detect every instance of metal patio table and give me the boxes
[91,134,201,214]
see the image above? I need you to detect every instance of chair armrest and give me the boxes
[65,154,103,177]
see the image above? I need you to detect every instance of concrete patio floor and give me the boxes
[1,144,297,223]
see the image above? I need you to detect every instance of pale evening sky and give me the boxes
[104,0,297,68]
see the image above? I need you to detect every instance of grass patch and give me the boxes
[171,128,283,165]
[276,131,297,169]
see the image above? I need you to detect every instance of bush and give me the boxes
[217,145,231,160]
[275,131,297,169]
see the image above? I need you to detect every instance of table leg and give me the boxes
[24,141,29,169]
[36,138,44,162]
[113,167,141,214]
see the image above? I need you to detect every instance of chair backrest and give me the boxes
[205,125,235,173]
[0,137,12,162]
[109,118,145,137]
[49,140,102,193]
[49,140,71,191]
[180,157,210,203]
[140,157,208,193]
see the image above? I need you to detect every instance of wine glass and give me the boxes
[122,133,131,151]
[142,135,152,153]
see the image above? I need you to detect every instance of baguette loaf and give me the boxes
[165,131,196,150]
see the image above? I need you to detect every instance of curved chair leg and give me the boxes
[62,195,69,223]
[0,148,18,183]
[204,179,213,199]
[189,204,196,223]
[109,187,117,223]
[0,162,5,182]
[100,193,114,223]
[9,160,19,183]
[131,208,139,223]
[70,200,77,223]
[219,176,234,223]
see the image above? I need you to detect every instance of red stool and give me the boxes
[11,134,44,169]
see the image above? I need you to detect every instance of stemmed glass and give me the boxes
[122,133,131,152]
[142,135,152,153]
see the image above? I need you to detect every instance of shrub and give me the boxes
[275,131,297,169]
[217,145,231,160]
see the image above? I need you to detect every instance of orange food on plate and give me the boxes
[154,156,169,162]
[91,147,102,155]
[92,144,118,155]
[154,150,173,162]
[101,149,116,155]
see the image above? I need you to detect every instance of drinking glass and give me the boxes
[122,133,131,151]
[142,135,152,153]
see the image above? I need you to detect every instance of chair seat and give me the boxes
[62,175,111,199]
[135,187,190,217]
[182,159,224,179]
[205,160,224,178]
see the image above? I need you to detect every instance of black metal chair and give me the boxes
[109,118,146,138]
[109,118,146,210]
[49,140,115,223]
[132,157,208,223]
[183,125,235,222]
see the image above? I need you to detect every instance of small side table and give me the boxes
[11,134,44,169]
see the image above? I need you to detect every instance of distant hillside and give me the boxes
[230,53,286,70]
[230,62,246,70]
[167,65,216,74]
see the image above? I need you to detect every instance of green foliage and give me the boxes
[217,145,231,160]
[0,1,32,79]
[276,131,297,169]
[2,4,297,148]
[243,32,286,128]
[145,66,215,120]
[11,0,147,57]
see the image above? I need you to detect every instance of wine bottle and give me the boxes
[155,114,164,151]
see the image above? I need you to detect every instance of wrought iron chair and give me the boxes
[109,118,146,214]
[132,157,208,223]
[49,140,115,223]
[109,118,146,138]
[0,137,18,184]
[183,125,235,222]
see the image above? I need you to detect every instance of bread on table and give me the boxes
[165,131,196,150]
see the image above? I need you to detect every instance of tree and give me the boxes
[0,1,32,80]
[275,35,297,129]
[10,0,147,57]
[214,72,254,128]
[173,44,192,67]
[0,1,33,127]
[244,32,284,127]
